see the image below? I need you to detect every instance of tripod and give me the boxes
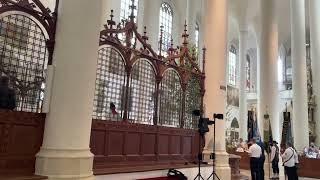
[207,114,221,180]
[193,132,205,180]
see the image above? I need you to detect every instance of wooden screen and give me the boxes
[92,47,127,120]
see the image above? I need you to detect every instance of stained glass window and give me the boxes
[228,45,237,86]
[246,54,251,91]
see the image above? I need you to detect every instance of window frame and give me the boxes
[228,45,237,86]
[159,2,173,55]
[120,0,139,22]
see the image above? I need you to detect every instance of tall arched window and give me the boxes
[195,23,199,51]
[246,54,251,91]
[228,45,237,86]
[159,3,173,54]
[120,0,139,22]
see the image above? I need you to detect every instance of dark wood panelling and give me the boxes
[91,120,199,174]
[233,152,250,170]
[158,135,169,155]
[0,110,45,175]
[298,157,320,178]
[141,133,156,155]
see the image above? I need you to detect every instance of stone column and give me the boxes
[203,0,231,179]
[258,0,279,142]
[239,28,248,140]
[290,0,309,150]
[309,0,320,146]
[35,0,102,179]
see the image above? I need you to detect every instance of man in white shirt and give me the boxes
[248,138,262,180]
[281,142,298,180]
[270,141,280,178]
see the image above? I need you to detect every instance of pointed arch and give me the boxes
[92,46,127,120]
[159,68,182,127]
[128,58,156,124]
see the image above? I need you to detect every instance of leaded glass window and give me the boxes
[93,47,127,120]
[159,3,173,54]
[159,69,182,127]
[128,59,156,124]
[184,76,201,129]
[228,45,237,86]
[195,23,199,50]
[120,0,139,22]
[0,14,48,113]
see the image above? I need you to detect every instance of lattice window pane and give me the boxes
[159,69,182,127]
[120,0,139,22]
[159,3,173,54]
[128,59,156,124]
[184,76,201,129]
[93,47,127,120]
[0,14,48,113]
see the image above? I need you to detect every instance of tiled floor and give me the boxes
[240,169,319,180]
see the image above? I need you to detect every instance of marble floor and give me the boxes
[240,169,319,180]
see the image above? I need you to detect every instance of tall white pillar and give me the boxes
[239,29,248,140]
[35,0,102,179]
[258,0,279,142]
[310,0,320,146]
[203,0,231,179]
[290,0,309,151]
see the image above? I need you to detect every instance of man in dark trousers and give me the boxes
[270,141,280,178]
[257,138,265,180]
[0,76,16,110]
[282,142,298,180]
[248,138,262,180]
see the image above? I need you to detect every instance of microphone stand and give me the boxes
[194,117,205,180]
[207,114,221,180]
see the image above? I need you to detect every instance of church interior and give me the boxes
[0,0,320,179]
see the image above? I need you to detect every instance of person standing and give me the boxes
[257,139,265,180]
[270,141,280,178]
[281,142,299,180]
[0,76,16,110]
[248,138,262,180]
